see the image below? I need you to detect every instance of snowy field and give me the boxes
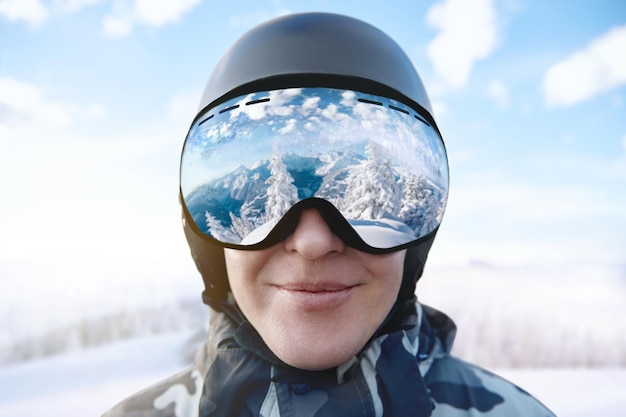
[1,262,624,416]
[0,330,624,417]
[0,331,195,417]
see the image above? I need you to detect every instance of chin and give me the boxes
[280,353,352,371]
[269,336,363,371]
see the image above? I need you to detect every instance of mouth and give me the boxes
[280,283,355,292]
[276,283,358,310]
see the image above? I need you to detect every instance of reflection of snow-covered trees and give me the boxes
[339,142,403,220]
[202,145,445,243]
[265,150,298,223]
[204,211,238,242]
[204,150,299,242]
[399,175,443,236]
[338,142,445,238]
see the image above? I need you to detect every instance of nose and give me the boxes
[284,209,345,259]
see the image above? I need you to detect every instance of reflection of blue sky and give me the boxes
[181,88,448,195]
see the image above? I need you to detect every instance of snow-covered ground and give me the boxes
[0,331,195,417]
[0,330,624,417]
[497,368,626,417]
[1,262,624,416]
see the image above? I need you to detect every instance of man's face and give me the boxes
[224,209,405,371]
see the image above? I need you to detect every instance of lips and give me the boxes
[280,283,354,292]
[276,282,358,310]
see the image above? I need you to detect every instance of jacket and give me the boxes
[102,300,556,416]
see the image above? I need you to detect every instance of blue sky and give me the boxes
[1,0,625,325]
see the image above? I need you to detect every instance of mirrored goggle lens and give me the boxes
[180,87,449,250]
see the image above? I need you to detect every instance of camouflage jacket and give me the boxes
[102,301,555,416]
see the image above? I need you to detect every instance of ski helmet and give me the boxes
[180,12,448,307]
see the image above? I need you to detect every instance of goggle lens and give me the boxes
[180,87,448,251]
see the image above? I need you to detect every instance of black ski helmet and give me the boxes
[181,12,446,307]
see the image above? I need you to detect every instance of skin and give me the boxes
[224,208,405,371]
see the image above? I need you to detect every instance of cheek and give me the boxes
[368,250,405,285]
[224,249,259,300]
[223,248,276,315]
[356,250,405,312]
[370,251,405,308]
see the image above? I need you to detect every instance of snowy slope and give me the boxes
[0,330,624,417]
[1,262,624,416]
[0,331,195,417]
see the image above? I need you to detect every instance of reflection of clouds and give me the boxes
[232,88,302,121]
[302,114,323,133]
[321,103,353,124]
[182,87,448,195]
[219,123,231,138]
[321,103,338,119]
[237,94,265,120]
[304,118,319,131]
[278,119,297,134]
[268,89,301,116]
[271,104,294,117]
[353,102,389,126]
[340,90,356,107]
[201,123,231,144]
[301,96,320,114]
[218,89,401,143]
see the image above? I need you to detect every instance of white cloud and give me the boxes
[228,8,290,30]
[133,0,201,26]
[434,179,626,266]
[0,89,184,255]
[426,0,499,89]
[167,91,199,129]
[101,0,203,37]
[85,103,108,120]
[543,25,626,107]
[462,183,616,223]
[102,14,132,37]
[57,0,105,13]
[431,100,448,120]
[1,0,202,35]
[0,77,107,128]
[0,0,48,24]
[0,77,72,127]
[0,0,109,25]
[487,79,511,109]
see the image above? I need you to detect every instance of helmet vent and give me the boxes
[246,98,270,106]
[358,98,383,106]
[198,114,214,126]
[219,104,240,114]
[388,104,409,115]
[201,93,431,129]
[414,114,429,126]
[357,97,431,127]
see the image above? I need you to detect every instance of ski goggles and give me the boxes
[180,87,449,252]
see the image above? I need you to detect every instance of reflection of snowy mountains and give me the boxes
[186,150,446,242]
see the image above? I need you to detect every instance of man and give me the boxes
[103,12,556,416]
